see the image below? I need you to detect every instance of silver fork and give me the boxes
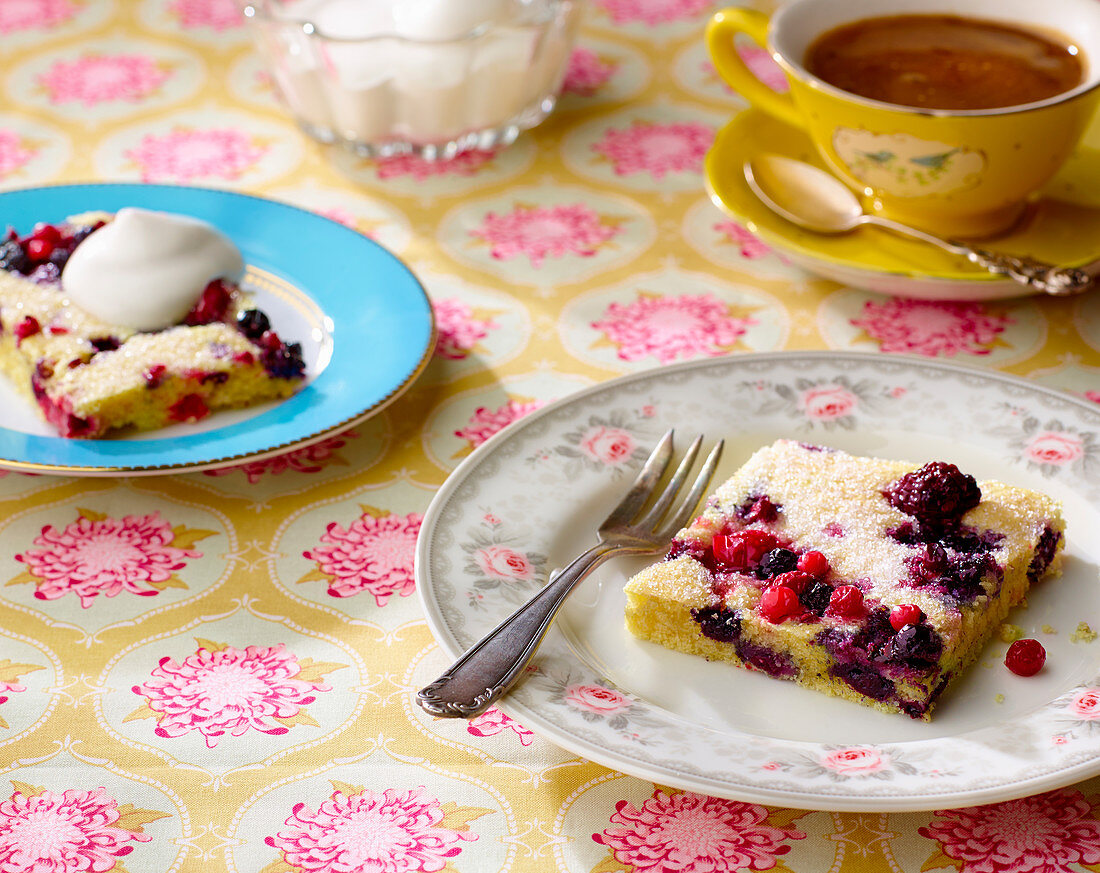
[416,429,723,718]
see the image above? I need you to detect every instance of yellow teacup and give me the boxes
[707,0,1100,237]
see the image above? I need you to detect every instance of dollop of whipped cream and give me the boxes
[61,207,245,331]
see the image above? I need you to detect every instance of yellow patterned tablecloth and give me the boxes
[1,1,1100,871]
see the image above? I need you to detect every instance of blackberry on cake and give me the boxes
[624,439,1066,720]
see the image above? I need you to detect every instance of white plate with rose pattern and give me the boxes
[416,351,1100,811]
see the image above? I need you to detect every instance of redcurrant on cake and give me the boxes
[0,210,306,438]
[624,439,1066,720]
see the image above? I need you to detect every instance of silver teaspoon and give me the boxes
[743,154,1091,297]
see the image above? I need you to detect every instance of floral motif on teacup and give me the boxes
[832,129,985,197]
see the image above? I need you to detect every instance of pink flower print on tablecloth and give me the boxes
[203,433,354,482]
[37,54,171,106]
[375,150,494,180]
[454,399,543,452]
[300,510,422,605]
[0,0,78,34]
[593,120,714,179]
[579,425,635,465]
[592,293,758,364]
[801,384,857,420]
[715,220,772,260]
[562,47,618,96]
[738,45,790,92]
[0,660,43,730]
[168,0,243,31]
[595,0,713,26]
[849,298,1013,357]
[564,683,631,716]
[0,785,167,872]
[466,707,535,745]
[130,641,342,748]
[918,788,1100,873]
[820,747,889,776]
[1086,390,1100,404]
[125,127,267,182]
[470,203,623,267]
[265,785,487,873]
[0,130,36,179]
[593,789,806,872]
[1023,430,1085,467]
[12,510,210,607]
[433,298,498,360]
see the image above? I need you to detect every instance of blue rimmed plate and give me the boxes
[0,183,434,476]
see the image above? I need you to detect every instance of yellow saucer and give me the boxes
[705,109,1100,299]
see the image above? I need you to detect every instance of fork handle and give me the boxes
[417,542,624,718]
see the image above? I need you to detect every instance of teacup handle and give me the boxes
[706,7,804,130]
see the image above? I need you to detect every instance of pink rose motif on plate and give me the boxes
[1086,390,1100,404]
[918,788,1100,873]
[300,510,422,605]
[564,683,632,716]
[801,384,857,420]
[12,510,211,608]
[37,54,171,106]
[203,433,354,482]
[454,398,543,453]
[820,747,889,775]
[168,0,243,31]
[592,790,805,872]
[715,220,773,259]
[375,150,494,180]
[593,120,714,179]
[129,641,343,748]
[473,545,533,581]
[1023,430,1084,467]
[563,47,618,96]
[592,292,758,364]
[0,785,168,872]
[470,203,624,268]
[433,297,499,360]
[579,425,635,465]
[849,298,1013,357]
[0,130,36,179]
[265,785,487,873]
[595,0,713,26]
[466,707,535,745]
[0,0,78,34]
[1068,688,1100,720]
[125,127,267,182]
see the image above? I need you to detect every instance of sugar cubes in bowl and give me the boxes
[244,0,580,159]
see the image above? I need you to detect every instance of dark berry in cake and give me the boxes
[236,307,271,340]
[0,239,29,273]
[90,336,120,352]
[737,493,780,523]
[831,664,894,701]
[263,340,306,380]
[799,581,833,616]
[711,530,783,572]
[1005,638,1046,676]
[1028,526,1062,583]
[757,548,798,579]
[691,606,740,643]
[888,623,943,667]
[884,461,981,526]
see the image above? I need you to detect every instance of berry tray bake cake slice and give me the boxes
[0,212,306,438]
[624,439,1065,720]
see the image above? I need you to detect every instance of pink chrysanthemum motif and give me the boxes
[203,434,352,482]
[125,127,267,182]
[593,790,805,872]
[454,399,543,449]
[266,786,476,873]
[133,643,330,748]
[38,54,170,106]
[470,203,622,267]
[0,130,35,179]
[918,789,1100,873]
[0,787,151,872]
[715,220,771,259]
[593,121,713,179]
[595,0,712,26]
[433,298,498,360]
[168,0,243,31]
[592,293,757,364]
[376,150,494,180]
[467,707,535,745]
[14,512,200,608]
[563,47,618,96]
[849,298,1013,357]
[0,0,78,34]
[317,207,357,229]
[302,511,422,605]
